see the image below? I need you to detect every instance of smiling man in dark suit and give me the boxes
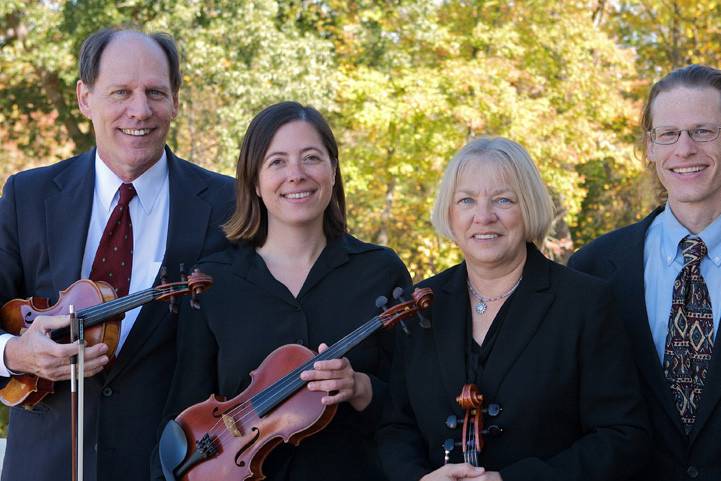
[569,64,721,481]
[0,28,234,481]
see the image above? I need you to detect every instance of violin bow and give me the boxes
[69,305,85,481]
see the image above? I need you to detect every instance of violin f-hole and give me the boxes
[234,427,260,467]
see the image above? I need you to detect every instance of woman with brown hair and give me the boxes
[158,101,410,480]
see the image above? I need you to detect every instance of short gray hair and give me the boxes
[431,136,554,247]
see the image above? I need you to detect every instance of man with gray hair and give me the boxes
[570,64,721,481]
[0,28,234,481]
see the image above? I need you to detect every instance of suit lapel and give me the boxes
[46,150,95,294]
[433,264,470,412]
[611,208,686,436]
[107,149,213,381]
[482,245,553,397]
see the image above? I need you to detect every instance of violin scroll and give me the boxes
[443,384,503,467]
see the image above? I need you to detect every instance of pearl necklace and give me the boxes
[467,276,522,315]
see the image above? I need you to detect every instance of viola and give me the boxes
[0,268,212,409]
[443,384,502,466]
[159,287,433,481]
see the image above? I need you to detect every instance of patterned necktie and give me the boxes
[663,236,715,433]
[90,183,136,298]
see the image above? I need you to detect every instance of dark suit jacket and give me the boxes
[378,244,650,481]
[0,147,234,481]
[569,207,721,481]
[156,235,411,481]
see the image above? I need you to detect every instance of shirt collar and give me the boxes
[660,203,721,267]
[94,150,168,215]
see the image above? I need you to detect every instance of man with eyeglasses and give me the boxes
[569,64,721,481]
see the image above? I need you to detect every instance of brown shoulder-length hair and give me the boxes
[223,101,347,246]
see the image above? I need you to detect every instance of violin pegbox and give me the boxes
[443,384,503,466]
[155,266,214,312]
[393,287,432,328]
[377,287,433,334]
[159,265,179,314]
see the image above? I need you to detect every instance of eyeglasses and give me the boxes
[649,125,721,145]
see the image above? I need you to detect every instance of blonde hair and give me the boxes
[431,136,554,246]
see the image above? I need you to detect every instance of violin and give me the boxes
[159,287,433,481]
[0,267,212,409]
[443,384,502,466]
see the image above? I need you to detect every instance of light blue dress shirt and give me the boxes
[644,205,721,362]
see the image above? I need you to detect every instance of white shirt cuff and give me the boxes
[0,333,18,377]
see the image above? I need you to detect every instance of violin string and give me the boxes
[468,414,479,467]
[208,318,381,443]
[79,284,191,323]
[79,289,168,324]
[50,284,192,337]
[206,316,384,444]
[79,288,157,322]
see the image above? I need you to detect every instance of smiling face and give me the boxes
[76,32,178,182]
[256,120,336,234]
[648,86,721,227]
[450,157,527,271]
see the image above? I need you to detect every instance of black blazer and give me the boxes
[156,235,411,481]
[378,244,650,481]
[569,207,721,481]
[0,147,235,481]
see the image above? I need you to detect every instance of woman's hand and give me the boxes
[300,343,373,411]
[420,463,489,480]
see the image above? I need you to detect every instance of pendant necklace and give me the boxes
[467,276,522,315]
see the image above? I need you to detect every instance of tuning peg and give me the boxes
[484,403,502,417]
[168,296,179,314]
[190,297,200,310]
[442,438,462,464]
[417,311,431,329]
[160,265,168,285]
[482,425,503,437]
[445,415,458,429]
[392,286,407,301]
[375,296,389,310]
[190,290,201,310]
[191,266,203,298]
[179,263,187,282]
[399,320,411,336]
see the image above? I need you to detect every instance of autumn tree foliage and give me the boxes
[0,0,714,281]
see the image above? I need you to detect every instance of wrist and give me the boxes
[4,335,25,374]
[349,371,372,411]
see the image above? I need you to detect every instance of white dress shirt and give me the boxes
[0,152,169,376]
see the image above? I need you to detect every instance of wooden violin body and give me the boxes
[0,279,118,407]
[0,270,212,408]
[165,344,335,481]
[160,287,433,481]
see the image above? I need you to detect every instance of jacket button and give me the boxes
[102,387,113,397]
[687,466,699,478]
[295,339,305,346]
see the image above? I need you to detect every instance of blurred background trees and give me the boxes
[2,0,718,288]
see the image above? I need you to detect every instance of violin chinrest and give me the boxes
[160,420,187,481]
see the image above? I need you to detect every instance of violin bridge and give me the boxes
[222,414,242,437]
